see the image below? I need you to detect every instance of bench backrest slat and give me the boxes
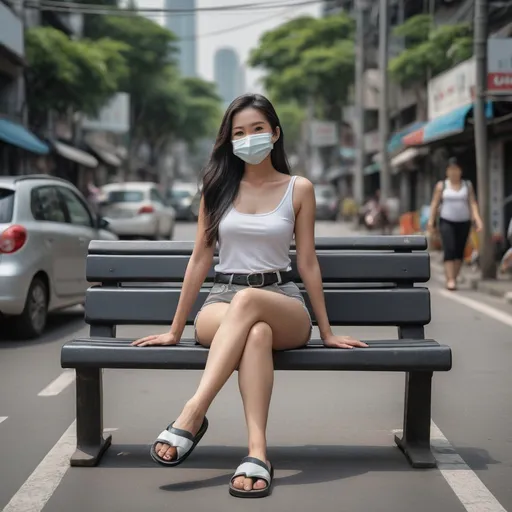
[85,287,431,327]
[86,252,430,284]
[88,236,427,255]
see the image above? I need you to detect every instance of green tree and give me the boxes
[273,101,305,155]
[389,15,473,119]
[249,13,355,121]
[25,27,127,129]
[82,10,222,165]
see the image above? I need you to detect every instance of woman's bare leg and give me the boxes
[156,288,311,464]
[232,322,274,491]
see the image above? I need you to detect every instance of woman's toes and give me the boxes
[157,443,167,457]
[163,446,175,461]
[243,477,254,491]
[253,479,267,490]
[232,477,245,489]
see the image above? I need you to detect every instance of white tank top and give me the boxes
[215,176,297,273]
[439,180,471,222]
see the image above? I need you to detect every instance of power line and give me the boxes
[15,0,322,15]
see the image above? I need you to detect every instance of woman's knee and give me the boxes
[229,288,263,316]
[246,321,273,349]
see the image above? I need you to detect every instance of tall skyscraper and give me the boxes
[165,0,197,77]
[214,48,245,108]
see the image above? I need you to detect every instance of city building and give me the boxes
[214,47,245,108]
[165,0,197,77]
[0,0,50,174]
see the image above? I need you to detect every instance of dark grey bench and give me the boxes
[61,236,451,469]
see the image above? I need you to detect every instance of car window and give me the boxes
[169,189,192,200]
[150,188,164,204]
[0,188,15,222]
[57,187,93,227]
[107,190,144,203]
[314,186,336,199]
[31,186,67,223]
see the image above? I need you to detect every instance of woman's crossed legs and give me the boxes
[154,287,311,492]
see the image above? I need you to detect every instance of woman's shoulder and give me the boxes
[292,176,314,195]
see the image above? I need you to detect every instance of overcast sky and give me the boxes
[140,0,321,93]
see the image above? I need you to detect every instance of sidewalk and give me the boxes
[429,249,512,302]
[340,220,512,303]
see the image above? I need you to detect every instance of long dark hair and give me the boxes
[200,94,291,246]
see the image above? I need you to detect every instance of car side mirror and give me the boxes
[97,217,110,230]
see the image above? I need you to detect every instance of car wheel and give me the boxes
[12,277,48,339]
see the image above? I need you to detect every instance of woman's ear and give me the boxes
[272,126,281,144]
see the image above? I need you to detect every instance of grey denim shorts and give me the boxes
[194,281,313,342]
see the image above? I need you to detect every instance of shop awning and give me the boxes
[364,162,380,175]
[403,102,494,146]
[87,143,122,167]
[0,119,49,155]
[340,147,356,160]
[391,148,423,168]
[54,141,98,168]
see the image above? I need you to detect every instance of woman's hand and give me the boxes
[323,334,368,349]
[427,219,435,233]
[475,218,483,232]
[131,332,179,347]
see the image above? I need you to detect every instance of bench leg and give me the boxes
[71,368,112,467]
[394,371,436,469]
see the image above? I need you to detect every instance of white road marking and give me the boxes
[38,370,76,397]
[0,416,7,424]
[394,421,507,512]
[3,420,76,512]
[437,288,512,328]
[103,427,118,433]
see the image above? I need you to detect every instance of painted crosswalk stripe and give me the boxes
[38,370,76,397]
[0,416,7,425]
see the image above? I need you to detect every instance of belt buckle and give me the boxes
[246,272,265,288]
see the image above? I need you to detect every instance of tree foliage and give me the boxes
[88,14,220,150]
[25,27,127,127]
[389,15,473,90]
[249,13,355,121]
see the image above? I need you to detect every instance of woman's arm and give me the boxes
[293,178,367,349]
[427,181,443,230]
[168,196,216,338]
[467,182,483,231]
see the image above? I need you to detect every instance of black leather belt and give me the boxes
[214,270,294,288]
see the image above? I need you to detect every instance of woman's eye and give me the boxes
[254,126,263,131]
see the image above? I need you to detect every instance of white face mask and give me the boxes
[232,132,274,165]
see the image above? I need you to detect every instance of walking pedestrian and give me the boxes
[427,158,483,290]
[132,93,367,498]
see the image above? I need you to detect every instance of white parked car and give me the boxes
[0,175,118,339]
[99,182,176,240]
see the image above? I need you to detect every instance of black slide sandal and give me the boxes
[150,417,209,467]
[229,457,274,498]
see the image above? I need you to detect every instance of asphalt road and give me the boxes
[0,221,511,512]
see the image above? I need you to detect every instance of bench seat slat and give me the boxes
[62,338,451,371]
[84,286,431,326]
[86,252,430,283]
[88,236,427,255]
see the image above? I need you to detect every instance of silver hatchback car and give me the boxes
[0,175,117,339]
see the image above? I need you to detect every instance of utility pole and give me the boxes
[378,0,390,202]
[474,0,495,278]
[354,0,366,205]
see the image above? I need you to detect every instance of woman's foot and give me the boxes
[155,400,205,462]
[231,452,270,491]
[446,279,457,291]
